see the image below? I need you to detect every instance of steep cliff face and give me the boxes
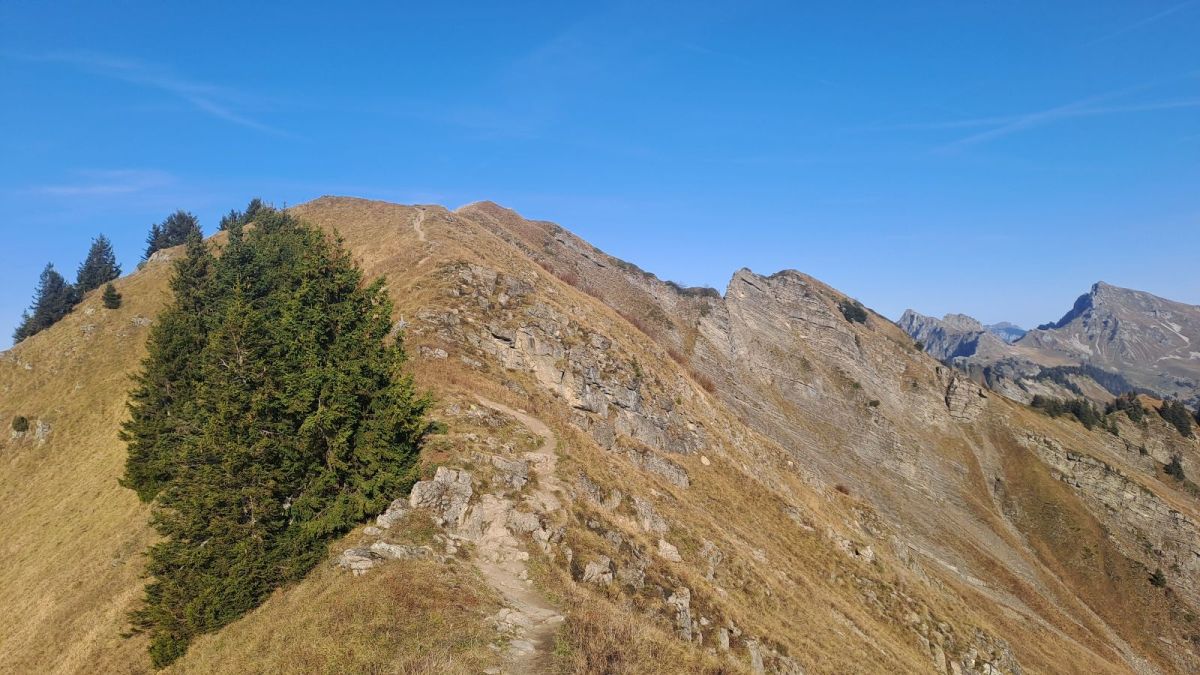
[1019,283,1200,402]
[900,283,1200,407]
[3,196,1199,674]
[898,310,1012,362]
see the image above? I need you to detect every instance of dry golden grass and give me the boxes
[171,556,501,675]
[0,260,171,674]
[4,196,1198,674]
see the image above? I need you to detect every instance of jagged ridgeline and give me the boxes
[119,210,432,667]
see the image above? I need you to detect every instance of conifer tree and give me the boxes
[102,283,122,309]
[76,234,121,294]
[122,210,429,666]
[143,211,201,260]
[13,263,79,342]
[1159,399,1195,438]
[218,197,268,231]
[143,223,163,261]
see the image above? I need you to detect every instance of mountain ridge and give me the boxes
[2,196,1198,674]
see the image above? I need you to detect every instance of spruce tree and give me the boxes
[143,223,163,261]
[144,211,201,260]
[102,283,122,309]
[122,211,430,666]
[218,197,268,231]
[76,234,122,294]
[13,263,79,342]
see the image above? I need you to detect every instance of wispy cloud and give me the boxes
[30,169,174,197]
[924,77,1200,152]
[21,51,290,137]
[1086,1,1199,46]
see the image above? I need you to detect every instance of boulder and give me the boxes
[582,556,614,585]
[409,467,473,528]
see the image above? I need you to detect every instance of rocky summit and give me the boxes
[901,283,1200,407]
[2,197,1199,674]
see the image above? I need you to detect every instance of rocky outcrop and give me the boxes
[1020,432,1200,607]
[408,467,473,528]
[902,283,1200,406]
[943,371,988,422]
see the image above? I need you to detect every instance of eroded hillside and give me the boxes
[2,196,1198,673]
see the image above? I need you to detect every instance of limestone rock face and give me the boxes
[666,587,693,640]
[900,282,1200,406]
[276,197,1200,673]
[943,372,987,422]
[581,556,614,585]
[898,310,1011,362]
[409,467,474,528]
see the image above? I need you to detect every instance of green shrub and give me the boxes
[1158,399,1195,438]
[1031,395,1103,429]
[1105,392,1145,424]
[11,416,29,433]
[1165,456,1186,481]
[838,299,868,324]
[1150,568,1168,587]
[102,283,122,309]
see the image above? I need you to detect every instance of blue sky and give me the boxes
[1,1,1198,347]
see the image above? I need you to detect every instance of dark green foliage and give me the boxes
[143,210,202,260]
[838,299,868,324]
[102,283,122,309]
[664,280,721,299]
[1164,456,1186,481]
[914,340,925,352]
[76,234,121,294]
[1030,395,1103,429]
[1034,364,1134,397]
[121,211,431,666]
[1150,568,1168,587]
[11,416,29,433]
[218,197,269,231]
[13,263,79,342]
[1158,399,1195,438]
[1106,392,1146,424]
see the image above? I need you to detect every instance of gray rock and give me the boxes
[617,562,645,590]
[409,467,474,528]
[700,539,724,580]
[666,587,693,641]
[336,547,384,575]
[491,455,529,489]
[633,496,669,534]
[419,345,448,359]
[582,556,614,585]
[658,538,682,563]
[375,497,410,529]
[369,541,434,560]
[628,448,690,488]
[747,639,765,673]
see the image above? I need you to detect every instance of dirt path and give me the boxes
[475,398,565,673]
[412,208,428,242]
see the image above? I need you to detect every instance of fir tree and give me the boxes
[1158,399,1195,438]
[143,223,163,261]
[218,197,269,231]
[144,211,201,260]
[76,234,121,294]
[102,283,122,309]
[13,263,79,342]
[122,210,430,666]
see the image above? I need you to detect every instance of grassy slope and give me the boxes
[0,261,166,673]
[1,197,1196,673]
